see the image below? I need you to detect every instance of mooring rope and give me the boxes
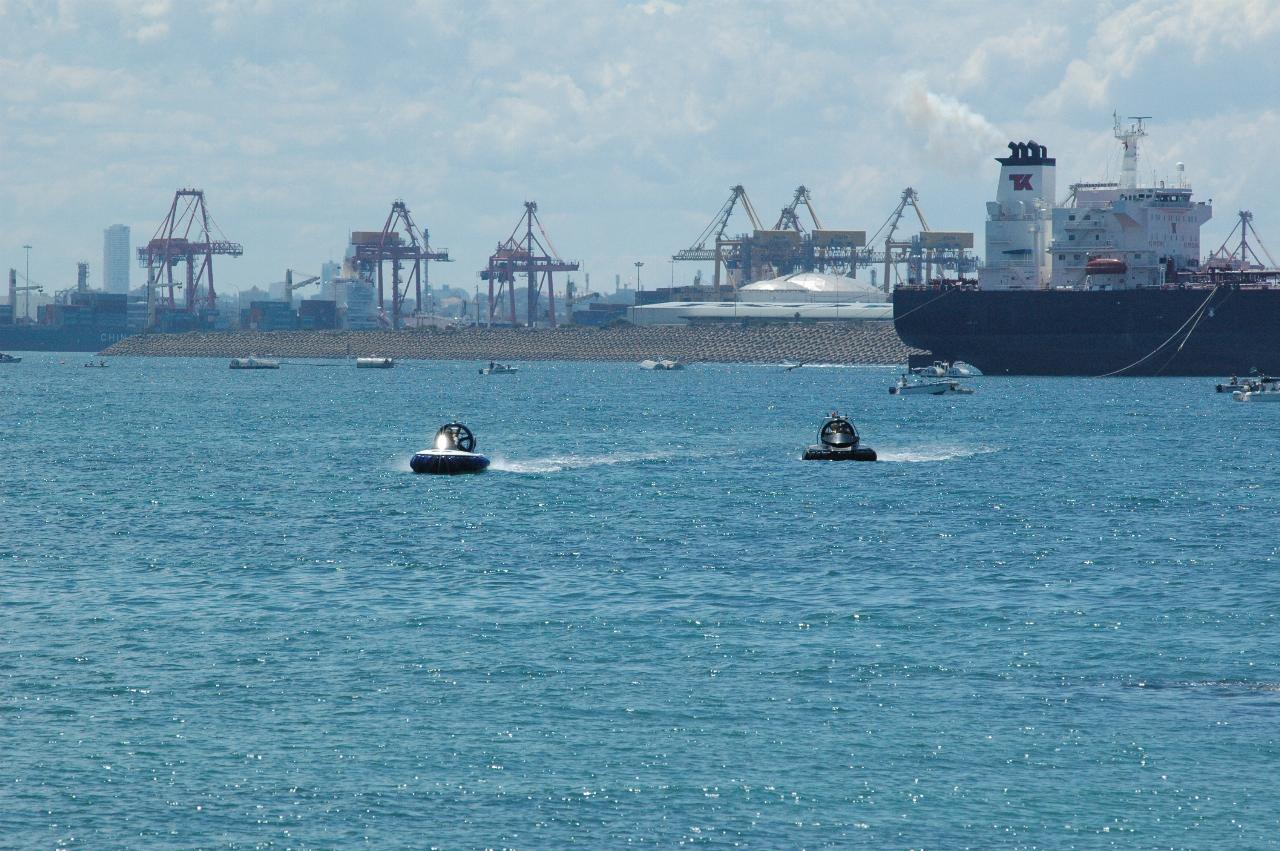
[892,286,955,323]
[1095,285,1222,378]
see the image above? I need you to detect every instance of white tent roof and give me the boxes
[740,272,885,300]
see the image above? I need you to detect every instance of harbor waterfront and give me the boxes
[99,322,921,364]
[3,354,1279,846]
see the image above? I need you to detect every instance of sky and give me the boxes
[2,0,1280,296]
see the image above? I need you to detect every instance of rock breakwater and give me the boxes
[102,322,924,364]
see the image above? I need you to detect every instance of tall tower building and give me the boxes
[103,224,131,294]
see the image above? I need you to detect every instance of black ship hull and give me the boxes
[893,285,1280,376]
[0,325,131,353]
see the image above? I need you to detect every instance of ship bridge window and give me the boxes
[1068,214,1076,221]
[1083,214,1091,220]
[1058,254,1065,260]
[1069,235,1075,241]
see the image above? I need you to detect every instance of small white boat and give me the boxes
[914,359,983,378]
[945,360,983,377]
[230,356,280,370]
[1233,386,1280,402]
[0,352,20,364]
[479,361,518,375]
[889,374,974,396]
[640,358,684,370]
[1218,375,1275,393]
[356,356,394,369]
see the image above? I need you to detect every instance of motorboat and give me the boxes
[945,360,983,377]
[357,356,394,369]
[1233,384,1280,402]
[410,422,491,474]
[801,412,877,461]
[230,356,280,370]
[83,360,108,368]
[914,359,983,378]
[889,373,974,395]
[0,352,21,364]
[1218,374,1276,393]
[640,358,684,370]
[479,361,518,375]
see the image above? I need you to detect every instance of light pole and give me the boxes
[22,244,31,322]
[635,261,644,292]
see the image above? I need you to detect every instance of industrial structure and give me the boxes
[137,189,243,329]
[349,200,450,329]
[673,185,974,295]
[481,202,580,327]
[868,188,976,292]
[1205,210,1278,271]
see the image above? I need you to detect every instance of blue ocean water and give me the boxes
[2,353,1279,848]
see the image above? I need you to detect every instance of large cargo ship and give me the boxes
[0,276,132,352]
[893,117,1280,376]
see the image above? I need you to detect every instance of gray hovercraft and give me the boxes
[801,412,876,462]
[410,422,491,475]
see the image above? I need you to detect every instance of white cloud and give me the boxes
[956,24,1069,89]
[1037,0,1280,113]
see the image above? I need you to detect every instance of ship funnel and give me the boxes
[985,139,1058,289]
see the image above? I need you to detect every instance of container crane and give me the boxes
[773,185,824,232]
[481,201,579,328]
[672,185,763,292]
[137,188,243,326]
[1206,211,1278,271]
[868,187,930,292]
[351,201,450,329]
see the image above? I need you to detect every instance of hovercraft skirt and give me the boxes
[802,447,877,462]
[410,452,491,475]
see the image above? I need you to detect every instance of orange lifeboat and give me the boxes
[1085,257,1127,275]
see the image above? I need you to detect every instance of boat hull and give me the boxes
[0,325,131,353]
[410,451,490,474]
[893,285,1280,376]
[801,446,877,461]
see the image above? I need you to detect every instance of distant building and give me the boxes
[103,224,131,294]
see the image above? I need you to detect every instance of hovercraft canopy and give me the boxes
[802,412,876,462]
[819,416,859,449]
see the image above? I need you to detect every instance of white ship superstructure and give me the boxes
[979,116,1212,291]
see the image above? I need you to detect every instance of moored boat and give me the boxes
[640,358,684,370]
[230,356,280,370]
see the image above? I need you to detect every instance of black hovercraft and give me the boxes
[801,412,876,462]
[410,422,491,474]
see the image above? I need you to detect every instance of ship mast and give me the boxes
[1114,113,1149,190]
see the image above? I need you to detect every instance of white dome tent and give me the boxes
[737,272,887,303]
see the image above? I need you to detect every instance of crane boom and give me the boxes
[673,185,762,261]
[772,186,825,232]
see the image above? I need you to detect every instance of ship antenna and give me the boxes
[1114,113,1150,190]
